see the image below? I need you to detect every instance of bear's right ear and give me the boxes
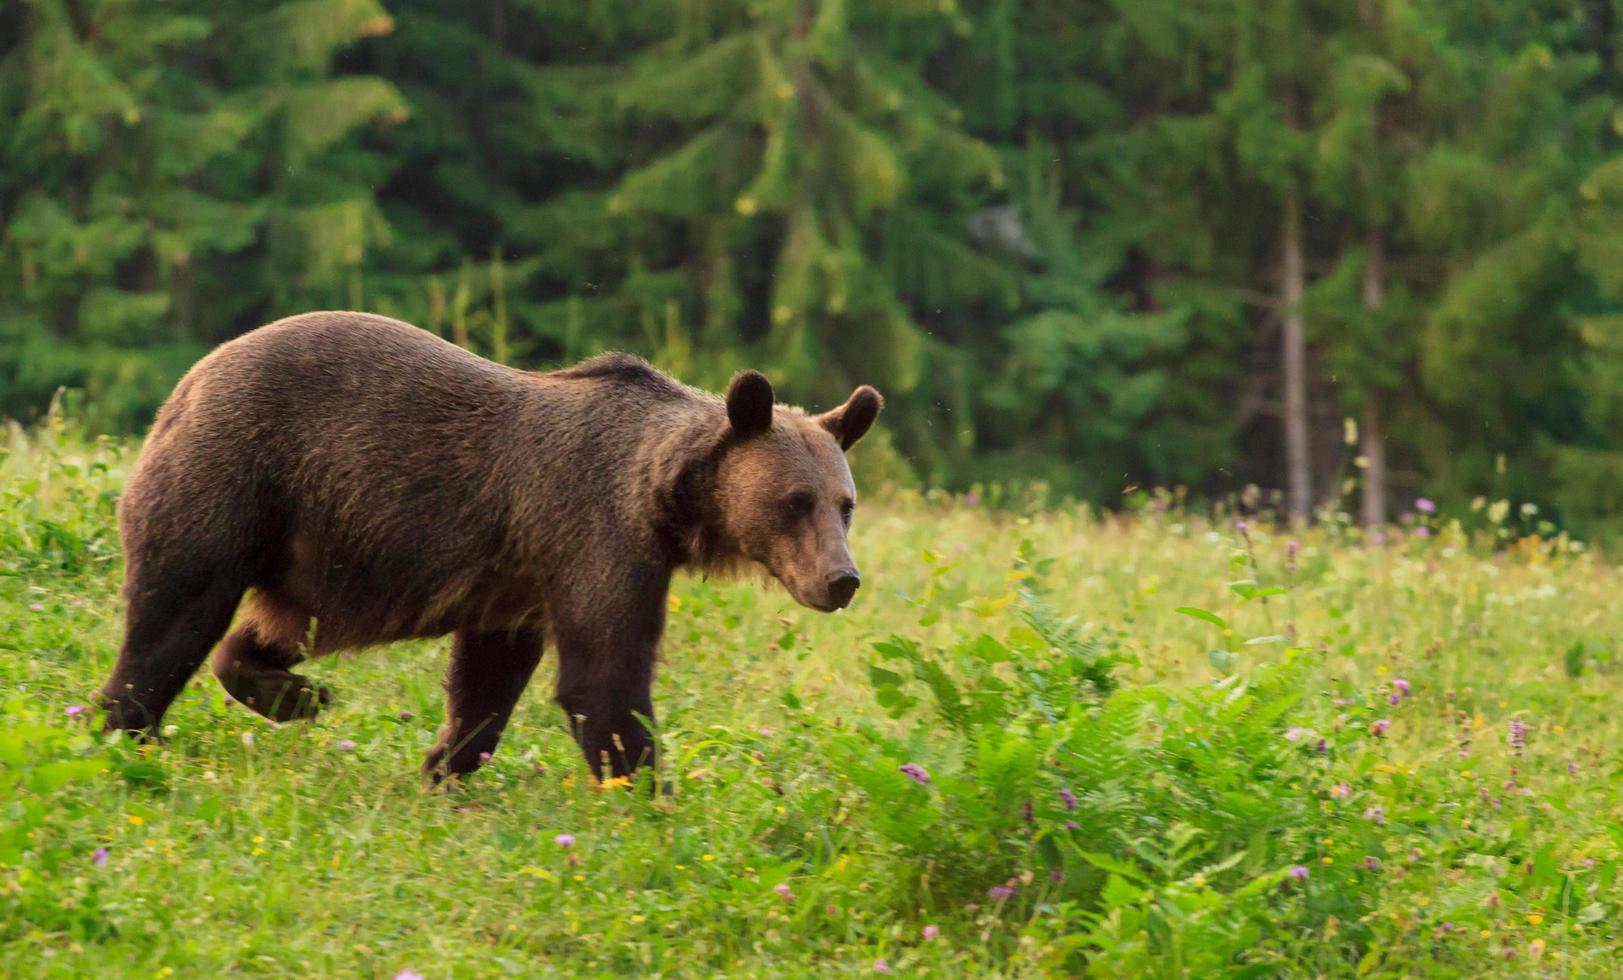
[726,369,775,439]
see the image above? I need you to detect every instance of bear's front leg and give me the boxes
[552,598,662,782]
[423,628,544,783]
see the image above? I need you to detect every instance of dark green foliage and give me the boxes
[5,0,1623,535]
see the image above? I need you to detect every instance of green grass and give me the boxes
[4,420,1623,976]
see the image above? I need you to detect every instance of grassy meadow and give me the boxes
[4,418,1623,977]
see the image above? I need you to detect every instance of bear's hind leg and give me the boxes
[423,629,544,783]
[211,624,331,722]
[98,568,246,734]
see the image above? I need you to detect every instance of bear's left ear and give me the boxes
[726,369,775,439]
[818,385,884,451]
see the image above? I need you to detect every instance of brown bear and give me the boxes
[97,310,881,782]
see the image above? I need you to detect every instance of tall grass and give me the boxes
[1,423,1619,976]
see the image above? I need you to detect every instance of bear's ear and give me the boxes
[819,385,884,451]
[726,369,775,439]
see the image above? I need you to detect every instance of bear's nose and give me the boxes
[826,570,861,609]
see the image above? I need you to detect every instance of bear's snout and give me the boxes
[825,569,861,610]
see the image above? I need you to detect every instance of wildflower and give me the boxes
[394,971,425,980]
[28,603,44,612]
[1362,855,1381,871]
[1371,719,1391,736]
[399,710,414,721]
[1414,526,1431,538]
[1528,939,1546,959]
[964,492,980,507]
[1329,783,1350,799]
[1527,913,1543,925]
[1314,738,1329,754]
[64,705,85,718]
[1508,718,1526,756]
[1064,821,1080,831]
[1388,693,1401,705]
[554,834,575,848]
[1059,787,1078,810]
[1022,801,1034,824]
[1050,868,1063,883]
[899,763,931,785]
[1363,805,1386,824]
[478,752,491,763]
[1415,497,1437,514]
[1392,678,1410,699]
[874,959,893,975]
[337,740,356,750]
[128,815,144,827]
[92,847,108,866]
[1568,762,1580,775]
[773,882,793,902]
[1288,865,1310,882]
[922,925,939,941]
[988,885,1016,900]
[1284,726,1311,742]
[1286,539,1300,573]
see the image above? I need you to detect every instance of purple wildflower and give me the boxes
[988,885,1016,900]
[1050,868,1064,884]
[64,705,85,718]
[92,847,108,866]
[394,972,424,980]
[336,739,356,750]
[478,751,492,763]
[1371,719,1391,736]
[1568,761,1580,775]
[1059,787,1078,810]
[1288,865,1310,882]
[1388,693,1401,705]
[1285,726,1310,742]
[1065,821,1080,830]
[1362,855,1382,871]
[964,492,980,507]
[1415,497,1436,514]
[1415,526,1431,538]
[1508,718,1526,757]
[1329,783,1350,799]
[922,925,940,941]
[899,763,931,785]
[875,959,893,975]
[773,882,793,902]
[1022,800,1034,825]
[554,833,575,848]
[1286,539,1300,573]
[1363,805,1386,825]
[1314,738,1329,754]
[1392,678,1410,698]
[398,709,414,721]
[28,603,44,612]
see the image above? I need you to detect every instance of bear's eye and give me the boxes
[782,492,816,519]
[839,499,854,527]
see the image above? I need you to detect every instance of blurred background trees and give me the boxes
[4,0,1623,537]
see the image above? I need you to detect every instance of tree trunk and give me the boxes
[1360,225,1388,528]
[1281,189,1311,524]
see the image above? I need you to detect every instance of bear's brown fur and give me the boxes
[97,311,882,781]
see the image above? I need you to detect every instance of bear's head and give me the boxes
[710,370,883,612]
